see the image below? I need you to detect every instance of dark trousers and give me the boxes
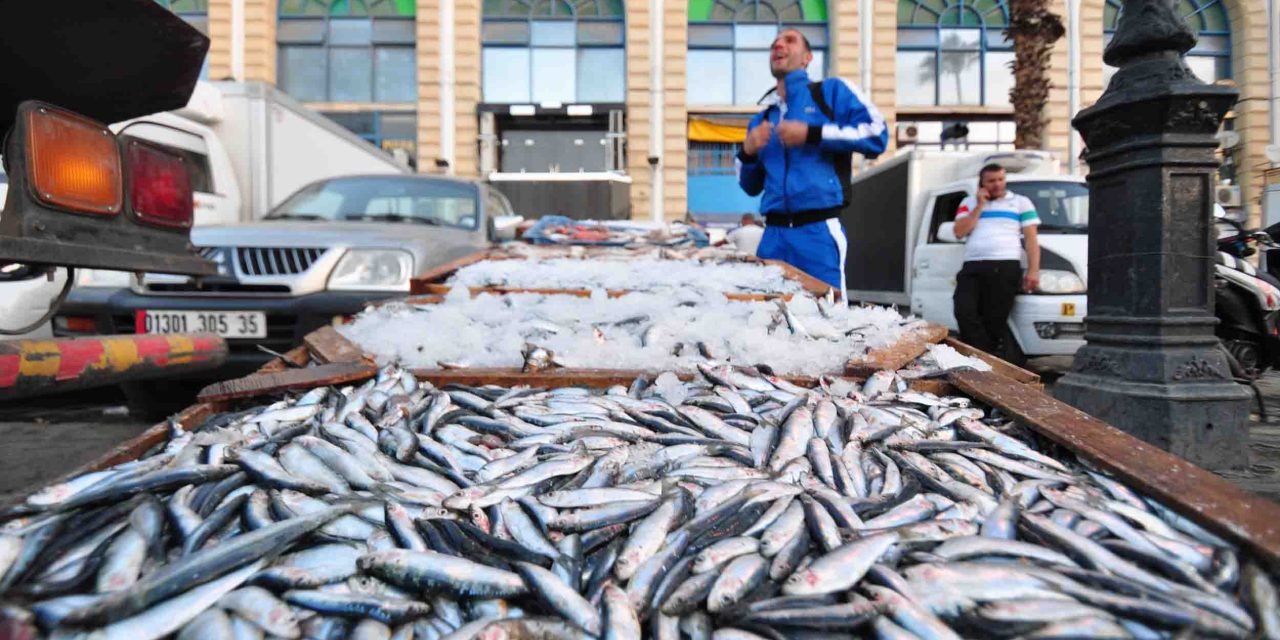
[953,260,1022,357]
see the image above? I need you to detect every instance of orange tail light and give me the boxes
[25,106,122,216]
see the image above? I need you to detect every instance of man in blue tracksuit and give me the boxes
[737,28,888,294]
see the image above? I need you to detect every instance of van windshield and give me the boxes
[1010,181,1088,233]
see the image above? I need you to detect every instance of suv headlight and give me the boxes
[328,249,413,291]
[1036,269,1086,294]
[76,269,132,288]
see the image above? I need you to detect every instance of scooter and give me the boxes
[1212,212,1280,391]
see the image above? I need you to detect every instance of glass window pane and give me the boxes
[938,51,981,105]
[329,19,374,45]
[984,51,1014,107]
[1186,55,1220,83]
[375,47,416,102]
[278,18,326,44]
[940,28,981,50]
[532,48,576,102]
[576,48,625,102]
[483,20,531,44]
[323,111,377,138]
[896,51,936,106]
[330,48,373,101]
[184,15,210,35]
[735,24,779,49]
[687,49,734,105]
[896,28,937,48]
[380,112,417,139]
[373,18,415,43]
[986,28,1012,49]
[280,46,327,102]
[734,50,774,105]
[531,21,576,46]
[689,24,733,47]
[806,50,825,80]
[483,47,532,102]
[787,24,827,47]
[577,20,624,45]
[967,121,998,142]
[1191,35,1230,54]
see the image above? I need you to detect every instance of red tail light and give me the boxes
[126,139,193,229]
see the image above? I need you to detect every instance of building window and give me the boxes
[687,0,827,107]
[1104,0,1230,84]
[322,111,418,160]
[482,0,626,104]
[896,0,1013,108]
[157,0,210,78]
[278,0,417,104]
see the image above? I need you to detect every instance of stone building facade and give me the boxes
[174,0,1272,224]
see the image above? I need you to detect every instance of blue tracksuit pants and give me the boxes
[755,218,848,293]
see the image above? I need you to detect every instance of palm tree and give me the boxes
[1006,0,1065,148]
[917,33,982,106]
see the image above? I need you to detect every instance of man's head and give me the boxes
[741,214,759,226]
[978,164,1008,199]
[770,28,813,79]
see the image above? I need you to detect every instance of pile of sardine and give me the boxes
[1,364,1277,640]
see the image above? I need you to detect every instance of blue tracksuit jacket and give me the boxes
[736,69,888,291]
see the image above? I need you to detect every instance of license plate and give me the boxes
[1061,302,1076,317]
[136,310,267,339]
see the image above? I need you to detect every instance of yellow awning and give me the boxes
[688,118,748,144]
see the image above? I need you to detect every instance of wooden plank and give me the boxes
[944,336,1041,386]
[304,325,370,365]
[256,345,310,373]
[409,249,497,294]
[87,403,219,472]
[197,362,377,403]
[949,369,1280,570]
[846,324,950,377]
[763,259,838,299]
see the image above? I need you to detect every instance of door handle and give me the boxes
[919,259,930,269]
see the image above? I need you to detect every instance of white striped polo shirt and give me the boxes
[954,191,1040,262]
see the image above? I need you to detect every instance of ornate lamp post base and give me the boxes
[1052,0,1250,470]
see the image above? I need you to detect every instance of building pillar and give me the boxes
[242,0,276,84]
[1054,0,1250,470]
[871,0,898,153]
[416,0,441,174]
[207,0,232,81]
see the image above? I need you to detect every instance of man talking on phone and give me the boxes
[952,163,1040,361]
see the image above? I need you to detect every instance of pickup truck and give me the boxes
[55,174,515,415]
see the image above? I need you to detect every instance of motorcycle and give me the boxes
[1212,211,1280,392]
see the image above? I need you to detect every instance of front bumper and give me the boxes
[54,287,398,378]
[1009,294,1088,356]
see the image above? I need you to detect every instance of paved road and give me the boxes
[0,388,151,501]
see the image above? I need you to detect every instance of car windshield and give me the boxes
[1011,180,1088,233]
[266,176,480,229]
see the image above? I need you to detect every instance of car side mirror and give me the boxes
[937,222,961,244]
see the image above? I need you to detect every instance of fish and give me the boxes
[0,363,1271,640]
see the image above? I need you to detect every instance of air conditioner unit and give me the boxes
[1216,184,1242,208]
[896,123,919,145]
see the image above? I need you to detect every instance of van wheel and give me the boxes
[122,381,199,423]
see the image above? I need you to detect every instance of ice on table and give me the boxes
[339,290,912,375]
[446,258,804,294]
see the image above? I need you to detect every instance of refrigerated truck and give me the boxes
[841,149,1089,359]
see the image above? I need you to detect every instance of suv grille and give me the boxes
[235,247,326,276]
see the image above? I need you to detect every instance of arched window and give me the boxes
[277,0,417,104]
[687,0,828,106]
[896,0,1013,107]
[157,0,209,77]
[1104,0,1230,83]
[482,0,627,104]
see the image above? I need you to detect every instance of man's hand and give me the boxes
[776,121,809,147]
[743,122,773,155]
[1023,270,1040,293]
[976,187,991,207]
